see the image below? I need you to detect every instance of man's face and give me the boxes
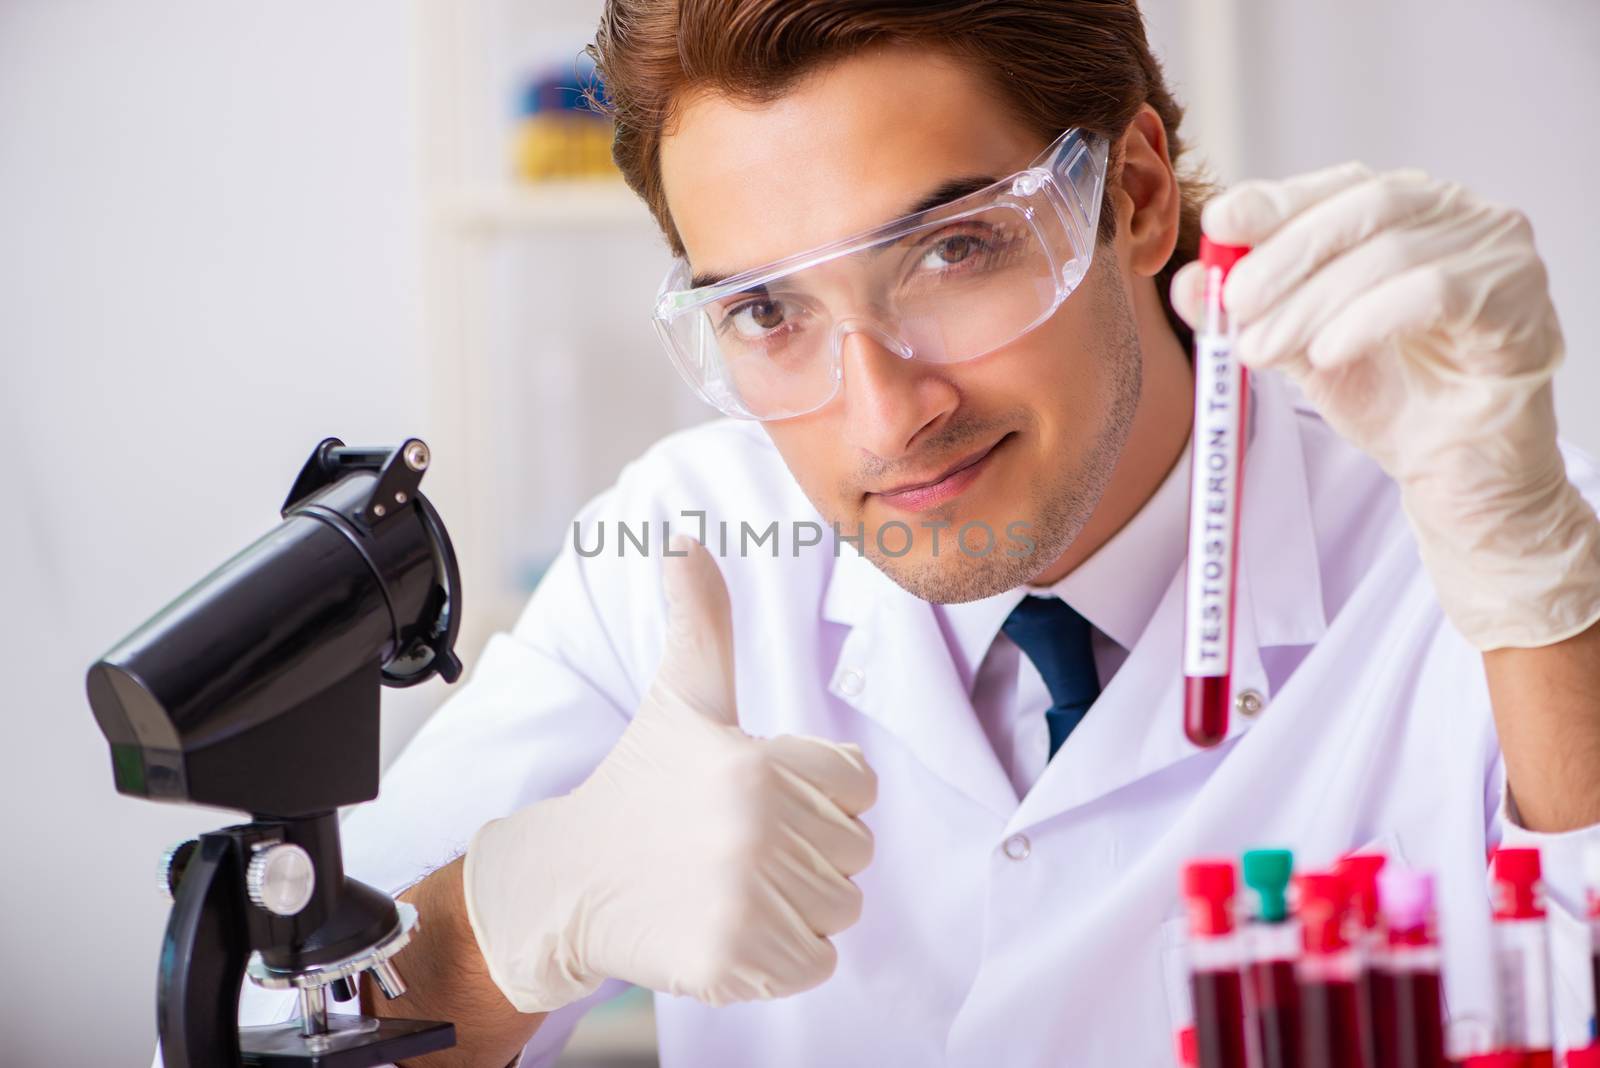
[659,47,1141,603]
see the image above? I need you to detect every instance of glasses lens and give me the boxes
[685,283,836,420]
[888,203,1058,364]
[667,202,1063,419]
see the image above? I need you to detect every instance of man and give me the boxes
[237,2,1600,1065]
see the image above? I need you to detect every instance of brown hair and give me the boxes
[587,0,1209,346]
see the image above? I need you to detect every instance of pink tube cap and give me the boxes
[1377,867,1434,935]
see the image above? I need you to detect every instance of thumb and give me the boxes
[1169,259,1206,332]
[655,535,738,725]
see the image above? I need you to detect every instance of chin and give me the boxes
[863,525,1045,605]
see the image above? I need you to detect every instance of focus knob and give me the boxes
[159,839,199,901]
[245,842,316,916]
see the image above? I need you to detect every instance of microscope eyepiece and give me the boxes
[87,437,463,817]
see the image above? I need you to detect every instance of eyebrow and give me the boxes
[687,174,999,290]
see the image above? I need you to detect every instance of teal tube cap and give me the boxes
[1242,848,1294,923]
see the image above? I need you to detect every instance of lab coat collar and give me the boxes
[822,546,1020,818]
[930,425,1195,696]
[820,369,1327,825]
[927,436,1190,696]
[1033,434,1194,649]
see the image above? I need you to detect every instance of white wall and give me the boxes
[0,3,438,1064]
[1143,0,1600,452]
[3,3,1598,1066]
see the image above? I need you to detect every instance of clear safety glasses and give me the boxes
[652,127,1110,421]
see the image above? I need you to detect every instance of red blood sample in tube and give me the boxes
[1297,872,1369,1068]
[1390,969,1445,1068]
[1339,854,1392,1068]
[1368,969,1399,1068]
[1193,969,1248,1068]
[1185,676,1233,749]
[1182,237,1250,747]
[1490,848,1553,1066]
[1586,846,1600,1044]
[1247,957,1303,1068]
[1184,861,1250,1068]
[1299,978,1365,1068]
[1378,867,1446,1068]
[1243,848,1302,1068]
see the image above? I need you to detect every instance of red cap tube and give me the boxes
[1565,1044,1600,1068]
[1183,860,1237,938]
[1199,235,1250,279]
[1491,847,1546,921]
[1298,872,1352,956]
[1335,853,1387,932]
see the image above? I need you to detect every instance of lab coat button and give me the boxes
[837,668,865,696]
[1003,834,1031,861]
[1235,689,1265,717]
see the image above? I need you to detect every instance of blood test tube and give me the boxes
[1339,853,1394,1068]
[1243,849,1303,1068]
[1182,236,1250,747]
[1377,868,1446,1068]
[1490,848,1554,1068]
[1563,845,1600,1068]
[1297,871,1369,1068]
[1185,860,1250,1068]
[1458,1055,1528,1068]
[1568,1045,1600,1068]
[1586,845,1600,1042]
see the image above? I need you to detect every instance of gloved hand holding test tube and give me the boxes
[1183,237,1251,747]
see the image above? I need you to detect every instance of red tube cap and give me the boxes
[1459,1055,1528,1068]
[1174,1026,1199,1068]
[1565,1044,1600,1068]
[1183,860,1237,937]
[1298,871,1351,955]
[1491,847,1546,921]
[1199,235,1250,278]
[1335,853,1386,931]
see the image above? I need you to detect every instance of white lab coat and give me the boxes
[220,370,1600,1067]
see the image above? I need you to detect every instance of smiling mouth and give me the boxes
[871,434,1010,512]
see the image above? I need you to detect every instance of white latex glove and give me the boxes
[463,537,876,1013]
[1172,162,1600,650]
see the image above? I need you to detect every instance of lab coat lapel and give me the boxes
[822,548,1018,819]
[1007,371,1327,834]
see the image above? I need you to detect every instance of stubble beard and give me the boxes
[864,250,1144,604]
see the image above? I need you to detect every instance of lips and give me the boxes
[872,436,1006,512]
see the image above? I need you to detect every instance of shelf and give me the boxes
[440,180,655,234]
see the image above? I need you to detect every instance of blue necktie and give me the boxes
[1001,595,1102,759]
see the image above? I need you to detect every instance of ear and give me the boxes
[1110,104,1181,278]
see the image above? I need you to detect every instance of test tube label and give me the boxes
[1495,939,1553,1049]
[1183,333,1244,678]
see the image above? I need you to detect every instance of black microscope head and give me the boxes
[87,437,463,818]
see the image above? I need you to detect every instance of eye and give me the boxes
[721,297,799,341]
[920,234,983,270]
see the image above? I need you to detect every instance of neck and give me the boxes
[1031,277,1193,586]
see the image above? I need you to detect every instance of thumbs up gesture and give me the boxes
[464,538,878,1013]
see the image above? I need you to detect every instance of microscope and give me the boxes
[88,437,464,1067]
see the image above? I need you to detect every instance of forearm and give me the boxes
[1485,615,1600,832]
[362,857,547,1068]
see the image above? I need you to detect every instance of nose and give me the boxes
[835,321,959,459]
